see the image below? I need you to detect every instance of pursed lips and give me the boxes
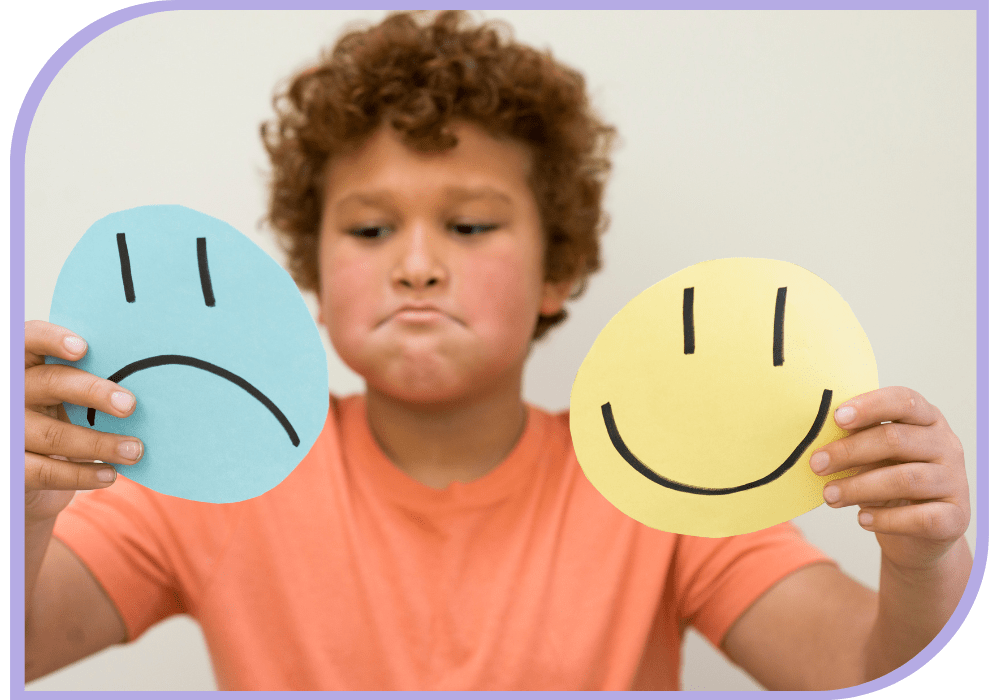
[378,303,460,327]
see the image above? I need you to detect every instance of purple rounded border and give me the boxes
[9,1,988,698]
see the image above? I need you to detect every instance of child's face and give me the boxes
[317,120,569,405]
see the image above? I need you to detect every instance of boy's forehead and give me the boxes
[321,121,535,204]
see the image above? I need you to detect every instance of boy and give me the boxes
[24,10,972,690]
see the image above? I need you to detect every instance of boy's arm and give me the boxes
[721,386,973,690]
[26,530,127,681]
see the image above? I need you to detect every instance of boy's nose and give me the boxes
[392,226,447,290]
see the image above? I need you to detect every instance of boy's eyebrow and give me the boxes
[332,186,513,211]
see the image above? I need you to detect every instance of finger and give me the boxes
[25,363,136,417]
[832,386,940,431]
[26,412,143,465]
[824,458,895,478]
[25,452,117,491]
[822,462,953,508]
[857,501,969,542]
[25,320,88,368]
[810,423,950,475]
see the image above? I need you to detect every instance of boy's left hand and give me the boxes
[809,386,970,572]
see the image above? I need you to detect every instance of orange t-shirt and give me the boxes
[53,395,832,690]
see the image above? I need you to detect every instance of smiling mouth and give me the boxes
[601,388,832,495]
[87,354,299,446]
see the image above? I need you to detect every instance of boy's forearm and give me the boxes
[24,521,130,682]
[25,517,58,680]
[863,538,973,682]
[25,516,58,630]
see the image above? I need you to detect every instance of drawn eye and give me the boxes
[773,287,786,366]
[116,232,136,303]
[683,287,694,354]
[681,285,787,365]
[115,233,216,307]
[197,237,215,307]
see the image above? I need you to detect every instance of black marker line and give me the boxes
[601,388,832,495]
[773,287,787,366]
[197,238,215,307]
[683,287,695,355]
[116,233,135,303]
[88,354,299,446]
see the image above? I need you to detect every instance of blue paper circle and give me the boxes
[48,205,329,503]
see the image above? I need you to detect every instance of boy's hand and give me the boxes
[809,386,970,572]
[24,321,144,524]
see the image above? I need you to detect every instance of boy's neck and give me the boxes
[364,381,527,490]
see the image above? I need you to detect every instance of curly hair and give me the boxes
[261,10,618,339]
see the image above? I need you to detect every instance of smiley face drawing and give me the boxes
[48,205,329,503]
[570,258,878,537]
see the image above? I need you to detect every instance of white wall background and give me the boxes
[23,9,976,692]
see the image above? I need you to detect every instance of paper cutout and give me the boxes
[48,205,329,503]
[570,258,879,537]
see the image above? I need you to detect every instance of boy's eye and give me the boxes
[349,226,392,239]
[347,223,497,238]
[452,223,497,236]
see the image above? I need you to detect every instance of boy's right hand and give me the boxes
[24,321,144,524]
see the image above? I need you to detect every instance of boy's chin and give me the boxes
[362,363,520,409]
[340,334,529,408]
[365,368,480,406]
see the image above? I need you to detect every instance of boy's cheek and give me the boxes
[318,256,383,324]
[461,263,542,348]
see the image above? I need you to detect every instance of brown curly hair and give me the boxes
[261,10,618,339]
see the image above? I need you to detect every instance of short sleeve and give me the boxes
[672,521,834,648]
[52,475,239,642]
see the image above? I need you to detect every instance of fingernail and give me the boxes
[64,335,87,355]
[810,451,829,473]
[111,391,135,412]
[858,511,874,527]
[823,484,840,505]
[96,468,117,483]
[117,440,142,461]
[835,406,856,425]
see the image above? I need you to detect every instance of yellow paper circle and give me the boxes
[570,258,878,537]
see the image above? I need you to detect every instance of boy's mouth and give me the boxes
[383,304,455,326]
[395,309,447,323]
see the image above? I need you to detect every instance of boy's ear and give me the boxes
[539,277,577,317]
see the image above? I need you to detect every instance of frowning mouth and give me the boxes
[88,354,299,446]
[601,389,832,495]
[392,308,449,323]
[375,302,464,328]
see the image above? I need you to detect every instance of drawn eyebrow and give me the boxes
[197,237,215,307]
[773,287,787,366]
[116,233,136,303]
[683,287,695,354]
